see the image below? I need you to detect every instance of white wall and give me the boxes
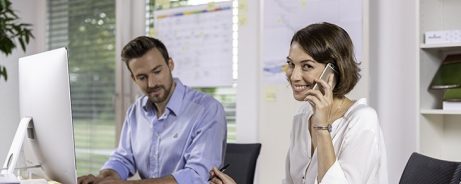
[236,0,259,144]
[0,0,46,163]
[369,0,418,183]
[114,0,146,142]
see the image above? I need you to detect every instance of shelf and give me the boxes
[418,0,461,163]
[420,109,461,115]
[420,43,461,50]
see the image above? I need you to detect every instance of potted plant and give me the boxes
[0,0,34,81]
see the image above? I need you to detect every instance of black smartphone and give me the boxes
[312,63,337,91]
[208,163,230,181]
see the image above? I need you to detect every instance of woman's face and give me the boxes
[286,41,326,101]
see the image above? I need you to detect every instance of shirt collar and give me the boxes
[141,78,185,116]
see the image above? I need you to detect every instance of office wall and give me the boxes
[236,0,259,144]
[369,0,417,183]
[0,0,47,162]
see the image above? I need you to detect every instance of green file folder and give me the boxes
[430,54,461,89]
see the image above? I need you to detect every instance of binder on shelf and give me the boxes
[443,88,461,110]
[430,54,461,89]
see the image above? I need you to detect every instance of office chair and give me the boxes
[223,143,261,184]
[399,152,461,184]
[452,165,461,184]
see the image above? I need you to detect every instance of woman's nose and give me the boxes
[290,67,302,81]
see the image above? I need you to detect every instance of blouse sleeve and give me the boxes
[314,161,347,184]
[316,107,383,184]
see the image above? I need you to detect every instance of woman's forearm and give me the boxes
[314,130,336,182]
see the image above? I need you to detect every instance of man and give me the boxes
[78,36,227,184]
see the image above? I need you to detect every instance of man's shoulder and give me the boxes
[125,96,147,114]
[183,86,222,107]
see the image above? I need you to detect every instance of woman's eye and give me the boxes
[286,61,294,68]
[302,64,312,70]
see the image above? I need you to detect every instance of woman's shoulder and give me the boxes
[345,98,377,117]
[343,98,380,131]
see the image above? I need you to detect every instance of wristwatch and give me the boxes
[313,124,332,132]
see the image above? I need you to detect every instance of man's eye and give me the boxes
[138,76,146,81]
[153,70,161,74]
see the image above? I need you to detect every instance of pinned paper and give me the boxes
[264,87,278,102]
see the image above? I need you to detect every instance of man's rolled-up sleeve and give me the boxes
[101,110,136,180]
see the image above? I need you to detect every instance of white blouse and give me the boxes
[284,98,388,184]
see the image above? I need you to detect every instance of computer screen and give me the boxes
[18,48,77,184]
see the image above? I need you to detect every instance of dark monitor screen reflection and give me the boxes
[16,48,77,183]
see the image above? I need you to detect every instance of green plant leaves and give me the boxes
[0,0,8,11]
[0,65,7,81]
[0,0,34,55]
[0,35,14,54]
[0,0,34,82]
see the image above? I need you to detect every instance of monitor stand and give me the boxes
[2,117,33,176]
[1,117,32,183]
[0,117,47,184]
[1,117,58,184]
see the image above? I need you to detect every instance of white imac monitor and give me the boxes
[15,48,76,183]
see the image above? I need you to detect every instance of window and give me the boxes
[48,0,116,175]
[48,0,236,176]
[146,0,238,142]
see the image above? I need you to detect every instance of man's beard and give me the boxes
[147,85,170,104]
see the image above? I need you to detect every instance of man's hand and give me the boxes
[78,169,122,184]
[77,174,105,184]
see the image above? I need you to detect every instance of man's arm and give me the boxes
[100,109,137,180]
[98,175,177,184]
[171,100,227,184]
[78,105,137,184]
[79,169,177,184]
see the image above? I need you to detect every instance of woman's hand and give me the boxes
[209,167,236,184]
[304,74,335,128]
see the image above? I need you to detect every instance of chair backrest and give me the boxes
[399,152,461,184]
[450,164,461,184]
[223,143,261,184]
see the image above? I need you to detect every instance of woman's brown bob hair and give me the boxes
[291,22,360,97]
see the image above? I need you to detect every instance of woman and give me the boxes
[210,22,388,184]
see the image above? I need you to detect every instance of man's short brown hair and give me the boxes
[121,36,170,73]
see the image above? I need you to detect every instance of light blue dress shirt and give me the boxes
[102,78,227,184]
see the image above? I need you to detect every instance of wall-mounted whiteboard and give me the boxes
[154,2,233,87]
[262,0,363,84]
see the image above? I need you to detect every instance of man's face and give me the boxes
[128,48,174,105]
